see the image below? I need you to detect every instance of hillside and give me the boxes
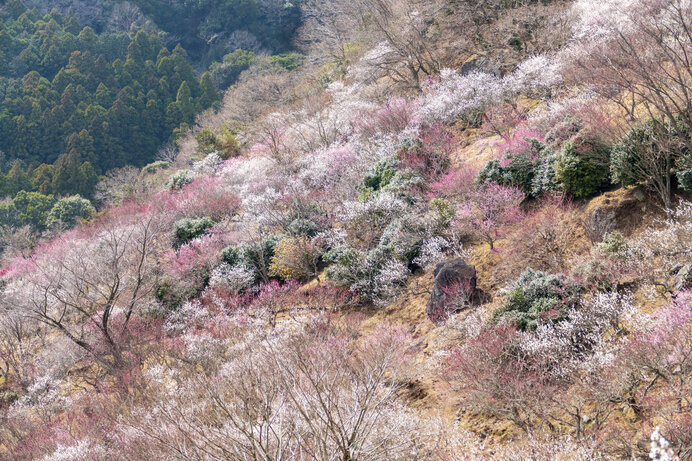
[0,0,691,459]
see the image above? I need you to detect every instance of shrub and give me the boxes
[677,152,692,192]
[196,128,218,155]
[46,195,95,229]
[209,48,256,89]
[493,268,581,331]
[478,133,549,194]
[360,158,399,199]
[530,150,561,197]
[270,53,302,71]
[324,245,409,306]
[555,137,610,198]
[477,141,545,195]
[269,236,320,281]
[222,235,282,283]
[611,118,686,209]
[597,231,630,256]
[166,169,193,190]
[174,217,216,248]
[156,275,197,310]
[286,218,320,237]
[141,161,170,175]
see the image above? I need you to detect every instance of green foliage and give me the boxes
[196,129,218,155]
[611,118,676,186]
[46,195,95,229]
[675,152,692,192]
[359,158,421,201]
[209,49,255,89]
[196,128,242,159]
[12,190,55,230]
[493,268,581,331]
[0,7,220,197]
[596,231,629,256]
[141,160,170,175]
[222,235,282,283]
[270,53,302,71]
[554,138,610,198]
[174,216,216,247]
[363,159,397,192]
[477,142,544,195]
[0,201,19,227]
[324,246,368,287]
[530,151,560,196]
[156,275,196,311]
[430,198,456,227]
[287,218,320,237]
[166,169,193,190]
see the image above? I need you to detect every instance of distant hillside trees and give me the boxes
[0,5,220,199]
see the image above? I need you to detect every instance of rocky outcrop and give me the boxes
[674,264,692,291]
[427,258,483,321]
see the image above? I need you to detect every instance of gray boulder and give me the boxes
[427,258,482,321]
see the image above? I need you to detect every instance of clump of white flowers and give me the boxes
[649,426,679,461]
[208,263,255,292]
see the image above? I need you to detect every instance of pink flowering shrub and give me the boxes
[164,227,230,293]
[160,176,240,221]
[428,167,477,201]
[398,122,455,182]
[456,182,524,249]
[356,97,415,138]
[617,292,692,452]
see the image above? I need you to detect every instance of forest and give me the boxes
[0,0,301,205]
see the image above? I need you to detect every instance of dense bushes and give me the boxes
[493,268,582,331]
[479,129,611,199]
[222,235,282,283]
[611,117,690,208]
[554,136,610,198]
[46,195,94,229]
[174,216,216,247]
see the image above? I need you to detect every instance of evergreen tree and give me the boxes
[174,80,194,125]
[6,160,32,197]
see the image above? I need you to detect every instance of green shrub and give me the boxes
[555,138,610,198]
[222,235,282,282]
[270,53,303,71]
[610,118,683,188]
[477,159,503,184]
[196,129,218,155]
[209,49,256,89]
[0,202,19,228]
[155,275,196,310]
[493,268,581,331]
[166,170,193,190]
[677,153,692,192]
[174,217,216,247]
[360,159,398,199]
[287,218,320,237]
[141,161,170,175]
[477,139,546,195]
[47,195,95,229]
[596,231,629,256]
[531,150,560,196]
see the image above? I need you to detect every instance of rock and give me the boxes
[674,264,692,291]
[583,188,647,242]
[427,258,482,321]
